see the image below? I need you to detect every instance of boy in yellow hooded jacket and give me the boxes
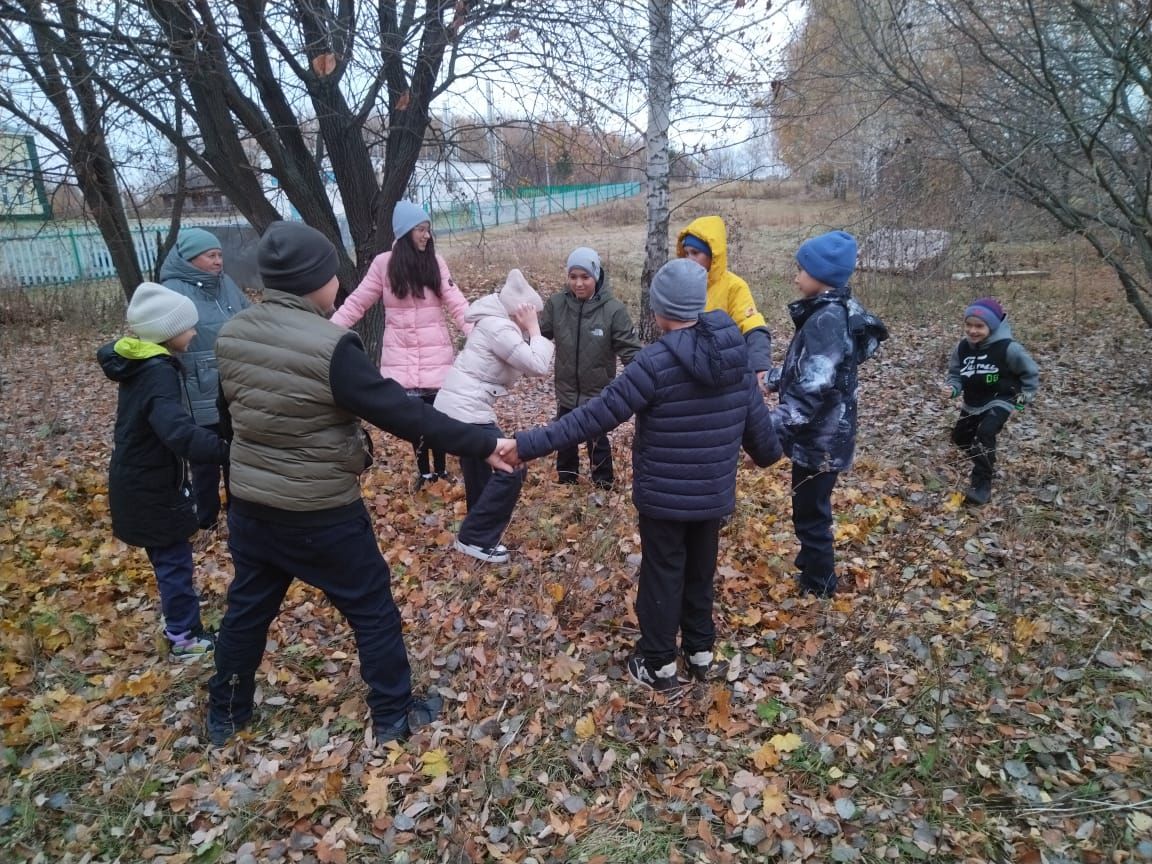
[677,215,772,386]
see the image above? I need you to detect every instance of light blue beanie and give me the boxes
[566,247,601,283]
[392,201,430,240]
[176,228,221,262]
[796,230,858,290]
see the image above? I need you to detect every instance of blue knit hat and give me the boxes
[566,247,601,282]
[176,228,221,262]
[796,230,858,290]
[964,297,1005,329]
[392,201,430,240]
[682,234,712,258]
[650,258,707,322]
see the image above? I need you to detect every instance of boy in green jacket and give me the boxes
[540,247,642,488]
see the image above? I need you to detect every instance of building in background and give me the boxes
[0,128,51,220]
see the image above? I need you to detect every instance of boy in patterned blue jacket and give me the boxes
[770,231,861,598]
[515,259,782,692]
[946,297,1039,506]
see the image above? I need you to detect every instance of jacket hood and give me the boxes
[663,310,742,388]
[98,337,171,381]
[676,216,729,288]
[465,293,512,324]
[159,247,222,293]
[787,288,849,327]
[974,319,1014,347]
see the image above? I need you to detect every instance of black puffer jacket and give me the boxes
[98,339,229,547]
[517,311,781,520]
[771,290,858,472]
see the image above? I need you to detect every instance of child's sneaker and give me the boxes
[167,628,214,661]
[453,539,509,564]
[626,652,681,692]
[682,649,729,683]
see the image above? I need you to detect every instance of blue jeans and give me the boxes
[145,541,201,635]
[208,507,413,729]
[458,423,524,548]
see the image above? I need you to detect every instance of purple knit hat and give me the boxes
[964,297,1006,329]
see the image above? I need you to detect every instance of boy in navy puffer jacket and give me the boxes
[770,231,861,598]
[515,259,782,692]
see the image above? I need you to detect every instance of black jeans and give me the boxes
[635,514,722,667]
[458,422,524,548]
[191,422,228,528]
[554,406,614,486]
[208,507,412,729]
[410,390,446,476]
[951,407,1010,481]
[791,464,840,594]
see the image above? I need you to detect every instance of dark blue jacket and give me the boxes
[98,339,229,547]
[517,310,781,520]
[771,290,858,472]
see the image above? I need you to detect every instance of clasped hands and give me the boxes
[485,437,522,473]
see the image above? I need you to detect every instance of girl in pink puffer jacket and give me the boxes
[333,201,471,488]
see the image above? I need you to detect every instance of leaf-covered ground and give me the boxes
[2,202,1151,863]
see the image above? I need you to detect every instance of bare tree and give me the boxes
[0,0,144,297]
[639,0,673,341]
[785,0,1152,326]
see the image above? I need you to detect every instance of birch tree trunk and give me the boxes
[638,0,673,343]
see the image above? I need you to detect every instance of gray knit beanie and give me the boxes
[257,222,339,296]
[649,258,707,322]
[566,247,601,283]
[127,282,199,344]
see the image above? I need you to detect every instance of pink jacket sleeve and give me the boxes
[331,253,389,328]
[439,256,473,336]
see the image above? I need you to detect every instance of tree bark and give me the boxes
[638,0,673,343]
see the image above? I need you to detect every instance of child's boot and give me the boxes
[964,469,992,506]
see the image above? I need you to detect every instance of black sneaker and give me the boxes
[682,649,729,683]
[453,538,510,563]
[206,710,249,747]
[374,693,445,744]
[626,652,681,692]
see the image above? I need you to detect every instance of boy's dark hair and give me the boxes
[387,232,442,300]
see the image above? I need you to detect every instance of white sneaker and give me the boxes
[453,538,510,563]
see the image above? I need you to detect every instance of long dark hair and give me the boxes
[387,231,442,300]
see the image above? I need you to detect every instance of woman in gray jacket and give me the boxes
[161,228,250,530]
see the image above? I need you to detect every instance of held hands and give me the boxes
[486,437,521,473]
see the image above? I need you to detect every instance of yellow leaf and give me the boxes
[827,766,844,779]
[944,491,964,511]
[546,583,566,602]
[420,748,450,778]
[574,714,596,740]
[751,742,780,770]
[873,639,894,653]
[360,772,391,818]
[762,785,787,817]
[768,732,803,753]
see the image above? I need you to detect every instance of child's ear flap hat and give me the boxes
[498,268,544,314]
[964,297,1006,329]
[796,230,858,290]
[127,282,199,344]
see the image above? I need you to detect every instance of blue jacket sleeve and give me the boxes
[517,349,658,460]
[742,375,783,466]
